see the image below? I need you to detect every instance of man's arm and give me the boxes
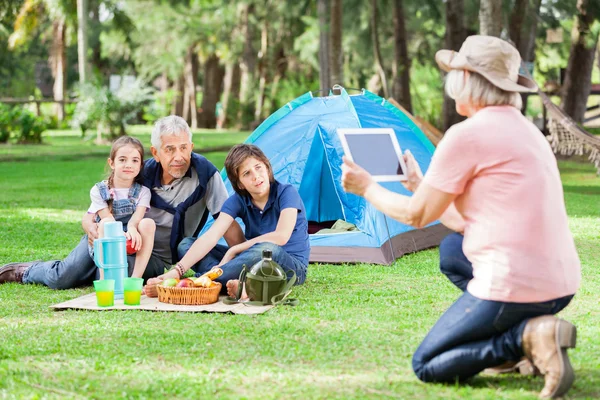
[82,212,98,245]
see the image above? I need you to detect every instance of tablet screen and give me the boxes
[338,128,408,181]
[344,134,404,176]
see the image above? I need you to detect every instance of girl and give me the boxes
[89,136,156,279]
[147,144,309,297]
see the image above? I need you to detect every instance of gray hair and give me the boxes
[151,115,193,150]
[444,69,523,110]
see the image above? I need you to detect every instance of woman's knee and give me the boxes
[411,353,428,382]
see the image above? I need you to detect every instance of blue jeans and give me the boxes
[412,232,574,383]
[177,238,307,290]
[23,235,168,289]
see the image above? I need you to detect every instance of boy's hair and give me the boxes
[151,115,192,151]
[107,135,145,196]
[445,69,523,109]
[225,144,274,197]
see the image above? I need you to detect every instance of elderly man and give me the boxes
[0,115,240,288]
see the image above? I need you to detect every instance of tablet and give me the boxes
[337,128,408,182]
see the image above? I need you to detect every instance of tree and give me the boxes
[317,0,331,94]
[442,0,467,131]
[329,0,343,86]
[509,0,542,112]
[9,0,76,121]
[479,0,502,37]
[561,0,599,123]
[371,0,389,98]
[391,0,412,113]
[76,0,89,83]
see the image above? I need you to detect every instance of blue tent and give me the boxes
[207,87,449,264]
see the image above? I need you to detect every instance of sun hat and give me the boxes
[435,35,537,93]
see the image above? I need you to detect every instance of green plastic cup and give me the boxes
[123,277,144,306]
[93,279,115,307]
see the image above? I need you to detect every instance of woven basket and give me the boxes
[157,282,221,305]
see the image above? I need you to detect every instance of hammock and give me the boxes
[538,90,600,175]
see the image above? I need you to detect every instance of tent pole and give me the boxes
[382,214,395,264]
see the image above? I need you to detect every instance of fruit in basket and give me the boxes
[176,278,195,288]
[205,267,223,280]
[193,276,212,288]
[162,278,179,287]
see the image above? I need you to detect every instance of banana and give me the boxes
[193,276,213,288]
[198,267,223,281]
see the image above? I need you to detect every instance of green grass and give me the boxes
[0,131,599,399]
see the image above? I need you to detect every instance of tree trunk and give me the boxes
[330,0,343,86]
[391,0,412,113]
[318,0,331,95]
[238,3,257,128]
[442,0,467,131]
[561,0,598,123]
[254,18,269,122]
[269,46,288,105]
[184,44,199,129]
[371,0,389,98]
[508,0,527,50]
[171,73,184,116]
[479,0,502,37]
[221,62,241,128]
[50,19,66,121]
[511,0,542,112]
[199,54,225,128]
[77,0,89,84]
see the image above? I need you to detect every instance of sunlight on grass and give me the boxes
[0,139,598,399]
[6,208,83,223]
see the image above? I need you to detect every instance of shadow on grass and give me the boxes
[563,185,600,196]
[464,367,600,399]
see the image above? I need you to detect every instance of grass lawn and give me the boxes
[0,129,599,399]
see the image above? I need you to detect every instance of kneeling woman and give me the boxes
[341,35,580,399]
[149,144,309,296]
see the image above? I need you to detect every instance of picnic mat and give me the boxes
[50,293,273,315]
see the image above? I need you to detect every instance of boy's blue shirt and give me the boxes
[220,180,310,265]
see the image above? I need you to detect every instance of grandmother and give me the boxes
[341,35,580,399]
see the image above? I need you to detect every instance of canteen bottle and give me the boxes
[93,221,128,299]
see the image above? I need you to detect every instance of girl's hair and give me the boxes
[151,115,192,151]
[444,69,523,109]
[106,136,145,211]
[225,144,274,197]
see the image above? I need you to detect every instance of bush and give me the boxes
[15,109,46,143]
[72,79,154,139]
[0,104,46,144]
[0,104,16,143]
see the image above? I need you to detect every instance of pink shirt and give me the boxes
[423,106,580,302]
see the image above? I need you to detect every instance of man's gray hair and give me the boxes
[444,69,523,110]
[151,115,193,150]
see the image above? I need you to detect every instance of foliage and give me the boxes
[0,135,599,398]
[14,106,46,143]
[0,104,17,143]
[71,79,154,138]
[0,103,47,143]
